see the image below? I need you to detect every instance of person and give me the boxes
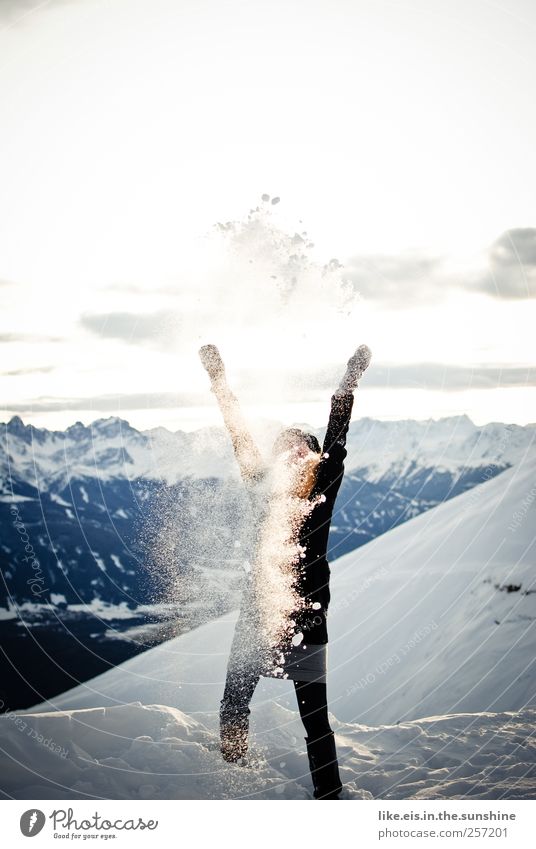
[199,342,372,799]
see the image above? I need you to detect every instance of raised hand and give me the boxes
[199,344,225,383]
[198,344,264,481]
[338,344,372,393]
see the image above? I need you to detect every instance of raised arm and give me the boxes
[315,345,372,499]
[199,345,264,483]
[323,344,372,454]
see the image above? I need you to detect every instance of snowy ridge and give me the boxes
[344,414,534,483]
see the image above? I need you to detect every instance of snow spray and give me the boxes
[139,471,254,624]
[250,447,322,674]
[138,195,361,637]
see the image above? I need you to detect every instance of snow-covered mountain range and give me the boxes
[3,412,533,490]
[2,413,533,609]
[1,451,533,800]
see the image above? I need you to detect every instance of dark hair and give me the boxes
[272,427,321,456]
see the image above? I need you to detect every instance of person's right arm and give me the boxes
[199,345,264,483]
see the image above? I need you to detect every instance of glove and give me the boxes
[338,344,372,393]
[199,344,225,383]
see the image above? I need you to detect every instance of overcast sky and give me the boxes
[1,0,535,431]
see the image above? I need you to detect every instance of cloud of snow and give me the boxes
[140,436,324,675]
[138,476,253,622]
[133,200,363,639]
[252,449,321,670]
[81,195,362,395]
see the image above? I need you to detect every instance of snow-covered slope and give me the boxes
[33,453,536,725]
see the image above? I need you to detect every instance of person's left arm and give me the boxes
[315,345,372,499]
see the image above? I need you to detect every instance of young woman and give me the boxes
[199,343,371,799]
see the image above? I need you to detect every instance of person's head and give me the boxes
[272,427,321,459]
[271,428,321,499]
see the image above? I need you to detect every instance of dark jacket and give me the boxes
[294,391,354,644]
[213,378,354,649]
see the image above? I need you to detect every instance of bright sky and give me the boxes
[1,0,535,431]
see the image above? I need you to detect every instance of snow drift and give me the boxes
[1,701,535,800]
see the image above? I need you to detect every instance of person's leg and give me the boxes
[220,664,260,762]
[293,680,332,739]
[293,680,343,799]
[219,610,260,762]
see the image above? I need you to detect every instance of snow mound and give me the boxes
[334,708,536,800]
[0,702,308,800]
[1,701,534,799]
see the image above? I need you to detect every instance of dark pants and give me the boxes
[220,594,342,794]
[293,680,333,740]
[220,602,333,760]
[220,664,333,744]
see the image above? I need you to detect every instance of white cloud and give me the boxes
[477,229,536,299]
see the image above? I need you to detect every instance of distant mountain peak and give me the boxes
[90,416,132,433]
[440,413,474,424]
[5,415,33,443]
[7,415,25,429]
[66,420,88,433]
[428,413,475,430]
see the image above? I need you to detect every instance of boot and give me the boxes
[305,732,343,799]
[220,718,249,763]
